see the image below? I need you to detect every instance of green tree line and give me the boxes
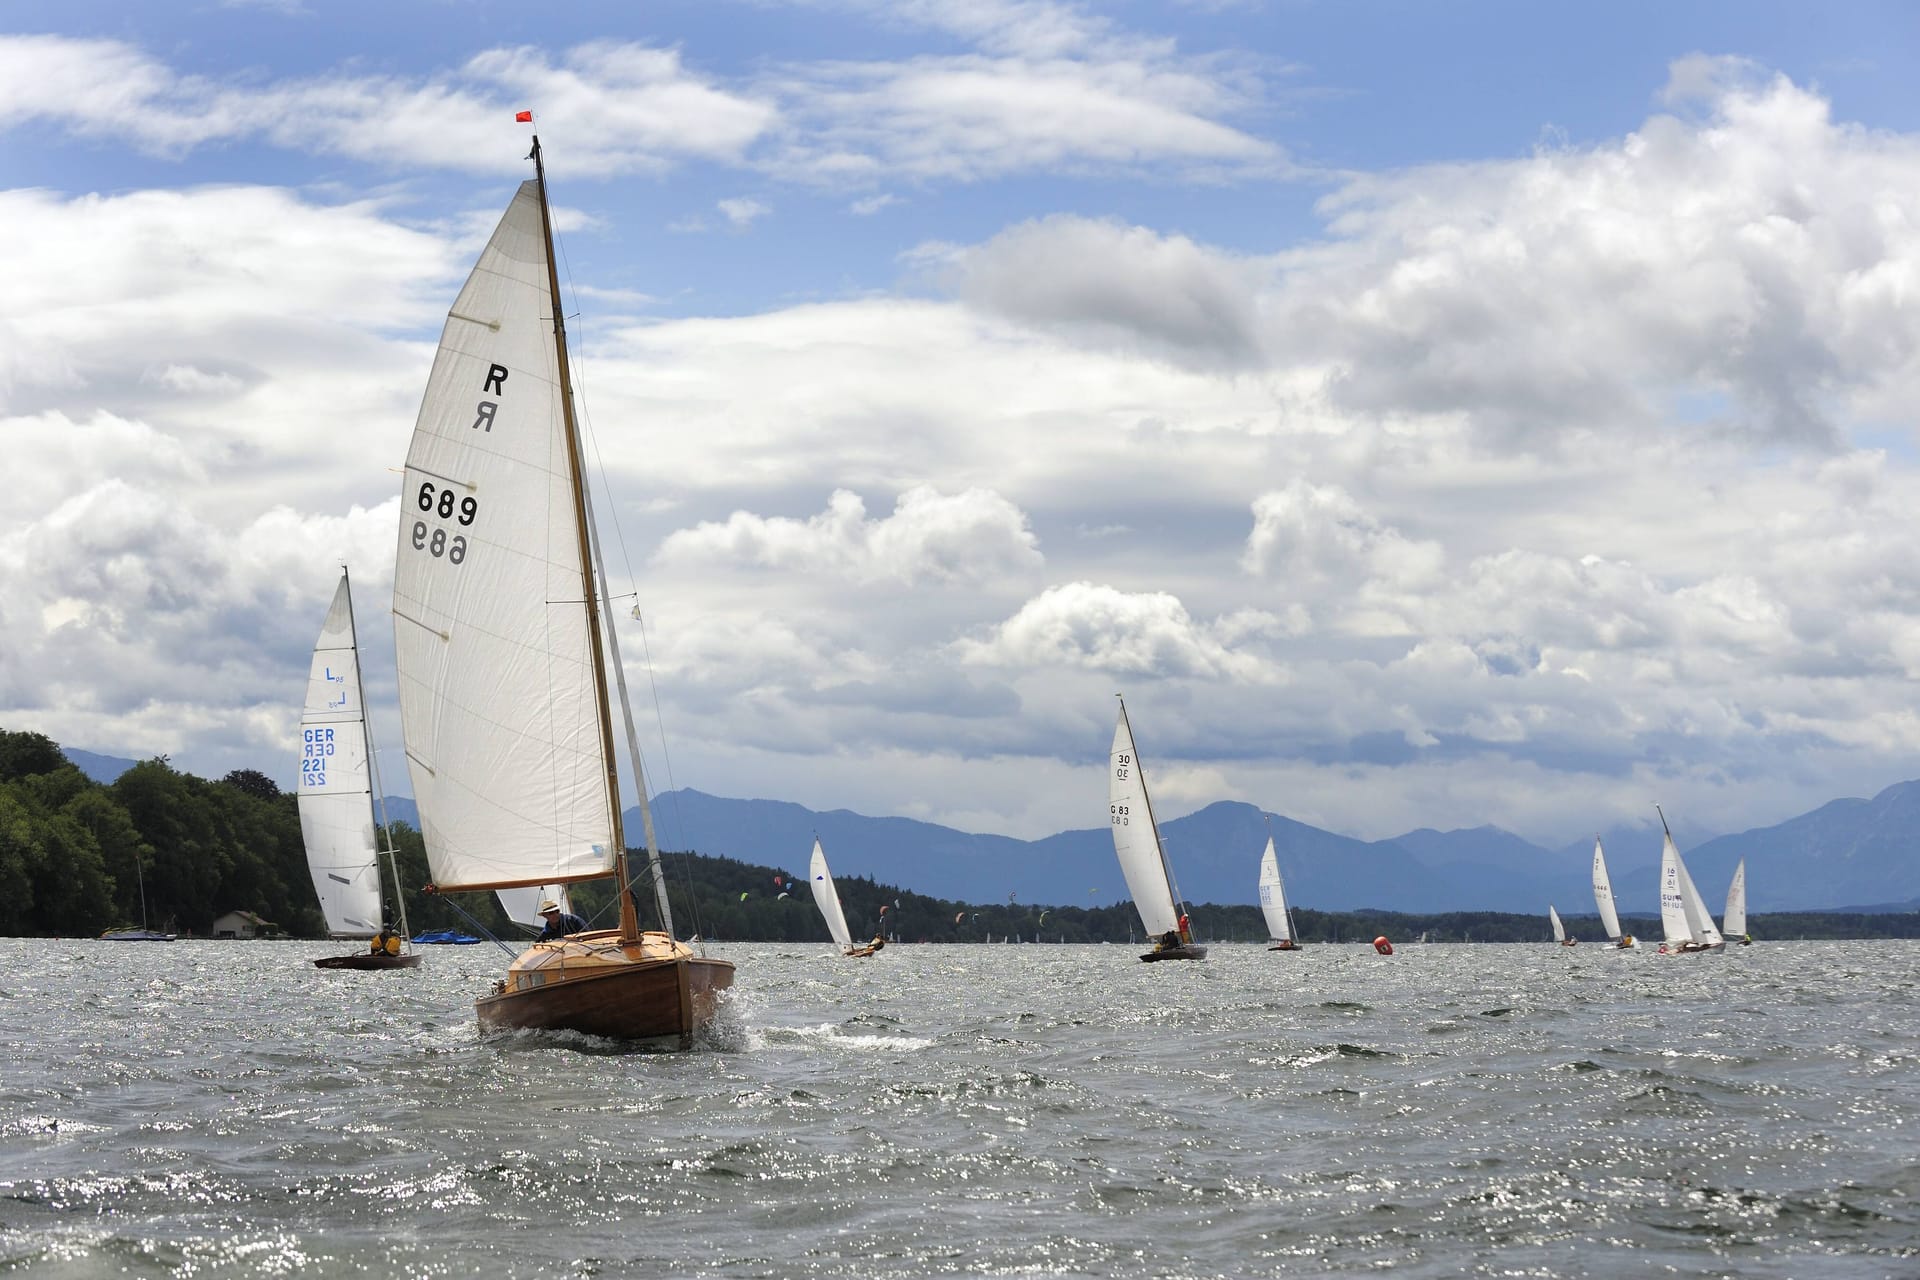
[5,728,1917,942]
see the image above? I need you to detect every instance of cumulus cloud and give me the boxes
[655,486,1043,584]
[957,582,1279,681]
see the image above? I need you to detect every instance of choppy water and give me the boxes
[1,938,1916,1278]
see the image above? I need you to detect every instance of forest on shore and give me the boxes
[4,728,1917,944]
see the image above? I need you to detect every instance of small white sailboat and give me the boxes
[1109,696,1205,962]
[1655,806,1725,954]
[1257,832,1301,951]
[301,568,419,970]
[391,127,732,1042]
[1723,858,1750,945]
[99,848,175,942]
[1591,837,1635,948]
[1548,904,1577,947]
[809,838,882,957]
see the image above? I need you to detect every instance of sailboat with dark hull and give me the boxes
[392,130,732,1044]
[1109,696,1206,962]
[301,568,419,971]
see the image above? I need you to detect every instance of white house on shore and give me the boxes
[211,910,280,940]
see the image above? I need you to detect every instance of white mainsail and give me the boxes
[392,180,617,893]
[1548,904,1566,943]
[299,572,383,938]
[1723,858,1748,938]
[1257,836,1293,944]
[808,838,854,948]
[1109,701,1180,938]
[1591,838,1623,941]
[1659,830,1725,949]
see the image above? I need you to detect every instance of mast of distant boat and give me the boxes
[342,564,412,949]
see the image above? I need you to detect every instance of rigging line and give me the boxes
[552,200,706,943]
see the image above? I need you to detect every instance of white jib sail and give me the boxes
[496,884,572,932]
[1549,904,1566,942]
[1257,837,1292,942]
[809,839,853,948]
[1722,858,1748,937]
[299,572,382,938]
[1591,838,1622,940]
[1675,845,1724,947]
[1109,706,1179,938]
[392,180,616,892]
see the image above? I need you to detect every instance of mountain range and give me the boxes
[61,747,1920,914]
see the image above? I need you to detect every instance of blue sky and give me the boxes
[7,1,1920,853]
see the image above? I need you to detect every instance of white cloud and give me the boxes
[656,486,1042,585]
[957,582,1277,681]
[717,197,771,227]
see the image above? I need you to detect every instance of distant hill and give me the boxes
[62,748,140,784]
[629,784,1920,915]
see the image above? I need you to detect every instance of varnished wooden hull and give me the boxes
[314,952,422,970]
[1267,941,1302,951]
[1141,943,1208,962]
[475,930,734,1046]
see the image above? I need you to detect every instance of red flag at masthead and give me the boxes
[514,110,533,123]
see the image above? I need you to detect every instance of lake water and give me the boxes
[1,938,1915,1278]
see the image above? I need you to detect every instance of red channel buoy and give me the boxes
[1372,936,1394,955]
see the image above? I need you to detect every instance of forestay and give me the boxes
[809,839,854,948]
[392,181,616,892]
[1257,837,1292,943]
[1109,706,1179,938]
[298,573,381,937]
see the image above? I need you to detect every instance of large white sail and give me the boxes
[1109,704,1179,938]
[1722,858,1748,937]
[1257,836,1292,943]
[1548,904,1566,943]
[299,573,382,937]
[1590,838,1622,940]
[809,839,853,948]
[392,180,616,892]
[1659,831,1724,948]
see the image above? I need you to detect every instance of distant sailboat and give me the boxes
[1109,696,1205,962]
[1655,806,1725,954]
[1548,904,1577,947]
[391,130,733,1042]
[301,569,420,970]
[809,838,882,957]
[99,847,175,942]
[1723,858,1751,945]
[1257,832,1301,951]
[1591,837,1635,948]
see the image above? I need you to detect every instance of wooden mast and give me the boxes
[530,134,638,944]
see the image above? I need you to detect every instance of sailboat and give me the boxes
[1591,837,1635,948]
[1109,696,1205,962]
[1256,832,1301,950]
[391,129,733,1043]
[99,848,175,941]
[1723,858,1750,945]
[1548,904,1577,947]
[301,569,420,970]
[809,838,882,957]
[1655,806,1725,954]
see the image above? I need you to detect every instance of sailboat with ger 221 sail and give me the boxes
[1109,695,1206,962]
[302,567,420,970]
[391,126,732,1044]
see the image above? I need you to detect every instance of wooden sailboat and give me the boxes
[1257,832,1301,950]
[1591,837,1635,948]
[1723,858,1750,945]
[1655,806,1725,954]
[809,838,883,957]
[391,130,733,1043]
[1109,696,1206,962]
[302,568,420,970]
[1548,904,1577,947]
